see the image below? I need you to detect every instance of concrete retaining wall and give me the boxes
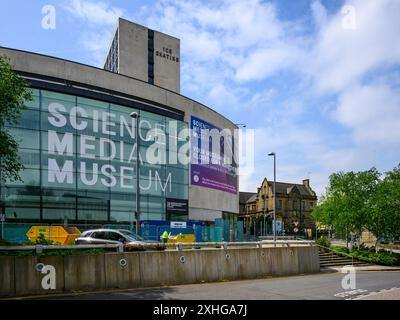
[0,246,320,298]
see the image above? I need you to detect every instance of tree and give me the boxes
[370,165,400,247]
[0,55,32,182]
[312,194,338,229]
[383,165,400,241]
[312,168,381,247]
[313,166,400,250]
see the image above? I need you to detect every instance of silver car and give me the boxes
[75,229,145,247]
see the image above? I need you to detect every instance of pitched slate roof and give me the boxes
[268,181,315,197]
[239,192,257,204]
[246,194,258,203]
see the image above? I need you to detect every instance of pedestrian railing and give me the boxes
[0,240,316,254]
[0,244,123,254]
[126,240,315,251]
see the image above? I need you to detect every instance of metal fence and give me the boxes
[0,239,317,254]
[0,222,243,244]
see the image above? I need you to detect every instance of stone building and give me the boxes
[239,178,317,238]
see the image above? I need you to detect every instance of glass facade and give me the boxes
[0,89,189,224]
[104,29,119,73]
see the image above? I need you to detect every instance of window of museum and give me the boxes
[1,89,189,224]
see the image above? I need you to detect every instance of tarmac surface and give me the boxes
[27,270,400,300]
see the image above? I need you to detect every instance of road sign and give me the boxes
[0,214,5,222]
[272,221,284,233]
[293,221,299,227]
[294,227,299,233]
[166,198,188,215]
[170,221,187,229]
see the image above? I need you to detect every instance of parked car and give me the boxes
[117,229,146,241]
[117,229,166,250]
[75,229,165,251]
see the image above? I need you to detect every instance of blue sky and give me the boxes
[1,0,399,196]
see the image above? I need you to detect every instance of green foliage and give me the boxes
[0,239,36,246]
[370,165,400,241]
[332,246,349,255]
[316,236,331,248]
[0,239,12,246]
[312,165,400,244]
[332,246,400,266]
[0,248,108,257]
[0,55,32,182]
[0,236,107,256]
[35,233,55,245]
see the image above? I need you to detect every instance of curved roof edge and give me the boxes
[0,46,237,129]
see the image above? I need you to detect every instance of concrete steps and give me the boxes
[319,249,370,268]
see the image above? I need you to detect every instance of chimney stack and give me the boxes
[303,179,310,189]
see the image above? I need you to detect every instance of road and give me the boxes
[36,271,400,300]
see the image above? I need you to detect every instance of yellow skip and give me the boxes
[26,226,81,245]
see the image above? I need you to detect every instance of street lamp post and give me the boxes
[263,187,267,237]
[268,152,276,245]
[130,112,140,237]
[235,123,246,237]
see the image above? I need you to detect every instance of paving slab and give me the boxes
[321,265,400,273]
[354,287,400,300]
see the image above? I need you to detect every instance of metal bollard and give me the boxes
[35,245,43,254]
[117,243,124,253]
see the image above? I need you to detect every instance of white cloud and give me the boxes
[138,0,299,98]
[335,84,400,144]
[138,0,400,195]
[311,0,328,29]
[60,0,400,194]
[64,0,122,26]
[235,43,300,82]
[194,0,284,49]
[237,125,322,193]
[80,29,113,66]
[307,0,400,93]
[62,0,123,66]
[141,0,400,195]
[249,88,276,108]
[239,124,373,196]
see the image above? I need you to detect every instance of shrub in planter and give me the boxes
[332,246,349,255]
[347,248,400,266]
[316,236,331,249]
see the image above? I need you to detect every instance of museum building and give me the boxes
[0,19,239,241]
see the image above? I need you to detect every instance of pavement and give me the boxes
[355,287,400,300]
[24,270,400,300]
[321,265,400,273]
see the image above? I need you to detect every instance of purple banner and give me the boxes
[191,116,238,194]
